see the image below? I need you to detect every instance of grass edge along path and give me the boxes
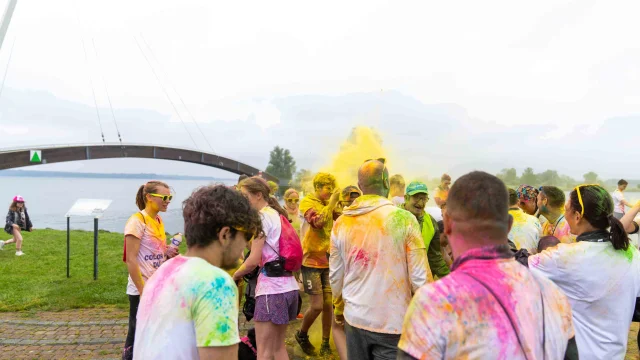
[0,228,187,312]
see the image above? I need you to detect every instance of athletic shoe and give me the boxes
[320,342,332,356]
[15,251,24,256]
[295,330,316,355]
[0,240,4,250]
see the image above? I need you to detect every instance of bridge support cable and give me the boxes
[0,36,16,105]
[71,0,105,144]
[133,36,200,151]
[91,38,123,148]
[139,33,215,154]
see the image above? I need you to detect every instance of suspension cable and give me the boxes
[91,38,123,146]
[134,35,199,151]
[71,0,105,143]
[139,33,215,154]
[0,35,16,105]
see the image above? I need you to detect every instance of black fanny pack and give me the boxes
[263,258,292,277]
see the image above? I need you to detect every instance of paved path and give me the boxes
[0,307,333,359]
[4,307,636,359]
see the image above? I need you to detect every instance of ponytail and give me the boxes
[268,196,290,220]
[608,214,629,251]
[136,181,170,211]
[135,185,145,210]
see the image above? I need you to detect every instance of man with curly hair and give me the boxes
[132,185,263,360]
[296,172,341,356]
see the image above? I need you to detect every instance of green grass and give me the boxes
[0,228,186,312]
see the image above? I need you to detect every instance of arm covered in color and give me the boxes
[329,225,345,298]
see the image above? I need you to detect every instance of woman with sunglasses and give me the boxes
[283,189,302,235]
[529,184,640,360]
[0,195,33,256]
[122,181,180,360]
[234,177,299,360]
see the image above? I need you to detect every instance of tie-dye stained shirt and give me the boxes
[133,256,239,360]
[398,245,574,360]
[124,210,167,295]
[329,195,430,334]
[508,208,542,253]
[541,215,576,244]
[529,236,640,360]
[300,193,339,268]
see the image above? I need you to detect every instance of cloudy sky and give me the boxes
[0,0,639,179]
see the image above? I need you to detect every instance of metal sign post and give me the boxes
[65,199,112,280]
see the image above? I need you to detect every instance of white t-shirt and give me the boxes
[124,211,167,295]
[508,208,542,253]
[426,206,443,222]
[612,189,625,213]
[255,206,299,297]
[133,256,239,360]
[529,240,640,360]
[391,196,405,206]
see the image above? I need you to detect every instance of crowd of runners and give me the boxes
[118,159,640,360]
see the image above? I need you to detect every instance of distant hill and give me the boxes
[0,170,234,181]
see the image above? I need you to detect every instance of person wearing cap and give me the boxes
[339,185,362,210]
[400,181,451,279]
[1,196,32,256]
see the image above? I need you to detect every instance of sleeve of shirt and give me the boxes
[192,274,240,347]
[406,216,431,289]
[528,246,562,282]
[304,205,333,230]
[124,214,144,239]
[329,220,345,298]
[398,286,444,358]
[5,210,13,226]
[427,216,450,278]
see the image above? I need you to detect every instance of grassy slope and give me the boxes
[0,228,186,312]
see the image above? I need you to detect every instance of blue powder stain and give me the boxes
[214,277,225,289]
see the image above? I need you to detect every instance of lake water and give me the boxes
[0,176,235,233]
[0,176,638,234]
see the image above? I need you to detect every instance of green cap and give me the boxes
[406,181,429,196]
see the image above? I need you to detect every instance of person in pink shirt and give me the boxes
[398,171,576,360]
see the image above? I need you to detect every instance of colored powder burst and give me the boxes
[304,126,425,193]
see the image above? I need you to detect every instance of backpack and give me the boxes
[277,214,303,272]
[264,214,303,275]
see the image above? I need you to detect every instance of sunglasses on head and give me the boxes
[574,184,599,216]
[285,198,299,204]
[149,193,173,202]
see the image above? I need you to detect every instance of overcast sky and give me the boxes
[1,0,639,179]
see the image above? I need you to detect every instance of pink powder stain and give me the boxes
[348,247,376,268]
[146,256,189,308]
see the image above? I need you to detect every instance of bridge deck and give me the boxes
[0,144,278,182]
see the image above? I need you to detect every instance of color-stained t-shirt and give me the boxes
[529,238,640,360]
[300,193,338,268]
[330,195,430,334]
[541,215,576,244]
[124,210,167,295]
[133,256,239,360]
[255,206,299,297]
[398,245,574,360]
[508,208,542,253]
[434,186,449,202]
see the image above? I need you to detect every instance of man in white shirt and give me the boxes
[389,174,406,206]
[330,159,429,360]
[612,179,633,219]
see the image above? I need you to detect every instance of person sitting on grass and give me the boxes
[0,195,33,256]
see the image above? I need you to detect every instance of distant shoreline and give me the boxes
[0,170,235,181]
